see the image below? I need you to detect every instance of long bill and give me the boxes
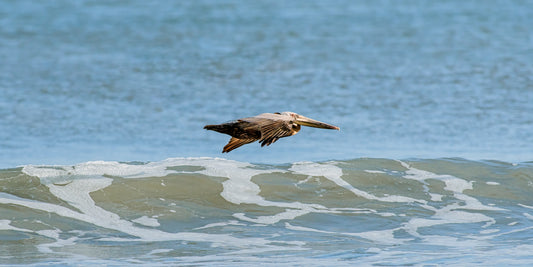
[295,115,340,130]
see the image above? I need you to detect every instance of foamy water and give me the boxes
[1,157,533,265]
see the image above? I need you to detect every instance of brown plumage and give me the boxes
[204,112,339,152]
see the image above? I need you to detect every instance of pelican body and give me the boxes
[204,112,340,153]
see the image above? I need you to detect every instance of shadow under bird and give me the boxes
[204,112,340,153]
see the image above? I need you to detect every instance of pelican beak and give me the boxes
[295,115,340,130]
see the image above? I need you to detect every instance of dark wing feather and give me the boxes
[223,137,256,153]
[255,120,294,147]
[214,114,295,152]
[205,120,262,140]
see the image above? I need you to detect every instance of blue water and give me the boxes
[1,0,533,265]
[1,0,532,167]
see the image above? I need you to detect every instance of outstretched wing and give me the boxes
[223,137,256,153]
[242,118,294,147]
[211,113,296,152]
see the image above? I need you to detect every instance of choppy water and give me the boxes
[2,0,533,265]
[1,0,533,167]
[1,158,533,265]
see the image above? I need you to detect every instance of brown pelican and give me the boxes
[204,112,340,153]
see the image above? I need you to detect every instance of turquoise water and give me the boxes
[1,0,533,265]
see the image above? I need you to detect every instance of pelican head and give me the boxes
[280,112,340,130]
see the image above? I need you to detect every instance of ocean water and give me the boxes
[1,0,533,265]
[1,158,533,265]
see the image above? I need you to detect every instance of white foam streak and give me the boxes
[364,170,386,174]
[0,192,98,223]
[354,228,407,245]
[400,161,472,192]
[22,159,179,182]
[395,160,507,243]
[518,203,533,210]
[35,229,78,254]
[399,161,505,211]
[234,209,310,224]
[403,210,495,237]
[132,216,160,227]
[194,220,245,230]
[285,223,407,245]
[290,162,423,203]
[0,192,272,246]
[524,213,533,220]
[454,193,505,211]
[47,178,114,217]
[429,193,443,201]
[0,219,32,232]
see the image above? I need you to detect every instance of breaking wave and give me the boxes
[1,157,533,265]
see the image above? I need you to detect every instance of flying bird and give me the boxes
[204,112,340,153]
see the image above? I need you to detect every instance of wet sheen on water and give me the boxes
[1,158,533,265]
